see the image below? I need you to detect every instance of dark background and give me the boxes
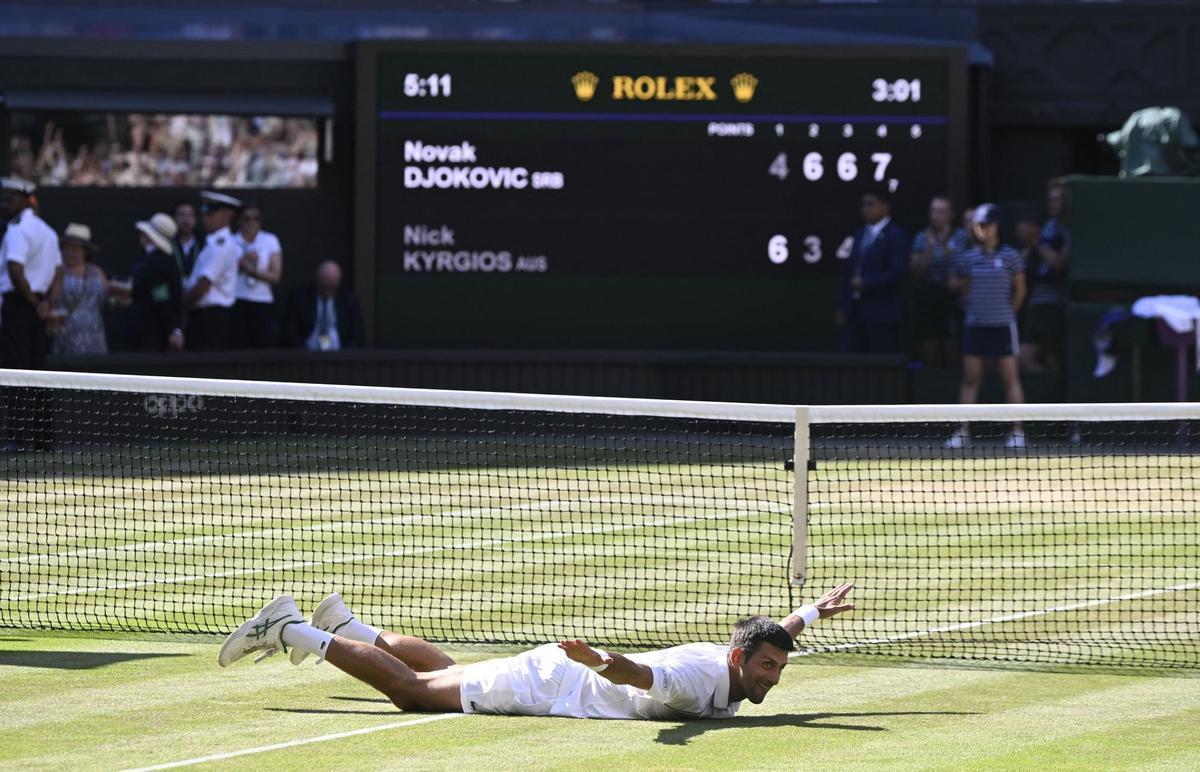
[369,45,960,349]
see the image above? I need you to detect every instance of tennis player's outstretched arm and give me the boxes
[779,582,856,639]
[558,639,654,690]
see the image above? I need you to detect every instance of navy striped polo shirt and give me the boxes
[1029,217,1069,306]
[911,227,969,286]
[954,244,1025,326]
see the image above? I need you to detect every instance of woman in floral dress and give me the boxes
[49,223,109,355]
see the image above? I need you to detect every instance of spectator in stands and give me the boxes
[232,201,283,348]
[48,223,109,355]
[9,134,35,182]
[946,204,1027,449]
[835,189,910,354]
[1020,179,1071,373]
[282,260,364,351]
[910,194,968,367]
[961,207,979,249]
[0,176,61,451]
[15,114,319,190]
[126,213,185,352]
[182,191,242,350]
[173,200,201,277]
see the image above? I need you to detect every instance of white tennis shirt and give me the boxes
[461,642,741,720]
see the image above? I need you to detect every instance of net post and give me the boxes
[791,405,810,587]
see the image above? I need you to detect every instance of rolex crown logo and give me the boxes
[730,72,758,103]
[572,71,600,102]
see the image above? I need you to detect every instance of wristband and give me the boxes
[793,605,820,628]
[589,650,610,672]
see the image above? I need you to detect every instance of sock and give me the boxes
[330,617,383,645]
[281,622,335,664]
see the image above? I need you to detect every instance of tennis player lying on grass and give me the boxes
[218,583,854,720]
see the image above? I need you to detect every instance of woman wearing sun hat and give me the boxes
[126,212,185,351]
[49,222,109,355]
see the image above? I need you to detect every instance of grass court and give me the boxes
[2,443,1198,768]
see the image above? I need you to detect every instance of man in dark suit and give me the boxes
[835,189,910,353]
[282,260,364,350]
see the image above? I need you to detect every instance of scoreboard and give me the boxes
[356,44,967,349]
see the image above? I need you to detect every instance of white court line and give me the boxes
[8,503,786,602]
[121,713,465,771]
[792,580,1200,656]
[1,492,773,566]
[0,497,596,566]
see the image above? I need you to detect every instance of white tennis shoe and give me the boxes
[290,592,354,665]
[218,594,305,667]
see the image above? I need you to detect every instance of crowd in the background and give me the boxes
[0,177,363,376]
[837,179,1070,447]
[10,114,319,189]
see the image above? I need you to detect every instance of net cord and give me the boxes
[2,367,1199,424]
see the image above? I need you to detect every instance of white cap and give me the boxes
[199,191,243,211]
[0,176,36,195]
[974,203,1001,225]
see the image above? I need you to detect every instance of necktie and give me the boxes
[318,299,331,336]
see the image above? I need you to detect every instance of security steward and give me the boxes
[182,191,242,350]
[0,176,62,450]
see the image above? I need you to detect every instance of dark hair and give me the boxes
[172,200,196,215]
[730,616,794,660]
[863,187,892,207]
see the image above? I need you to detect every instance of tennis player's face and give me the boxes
[734,643,790,704]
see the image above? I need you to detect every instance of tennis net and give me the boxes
[0,369,1196,668]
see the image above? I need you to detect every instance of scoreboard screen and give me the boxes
[357,44,967,349]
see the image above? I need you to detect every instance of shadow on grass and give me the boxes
[656,711,979,745]
[266,707,398,716]
[329,695,392,704]
[0,637,31,642]
[0,650,188,670]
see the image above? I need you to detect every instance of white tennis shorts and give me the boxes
[459,644,567,715]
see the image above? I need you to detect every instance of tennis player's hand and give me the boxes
[813,582,855,619]
[558,638,613,669]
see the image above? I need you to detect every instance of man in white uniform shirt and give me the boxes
[219,584,855,720]
[0,176,61,450]
[182,191,242,350]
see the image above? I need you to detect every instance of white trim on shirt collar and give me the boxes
[868,216,891,238]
